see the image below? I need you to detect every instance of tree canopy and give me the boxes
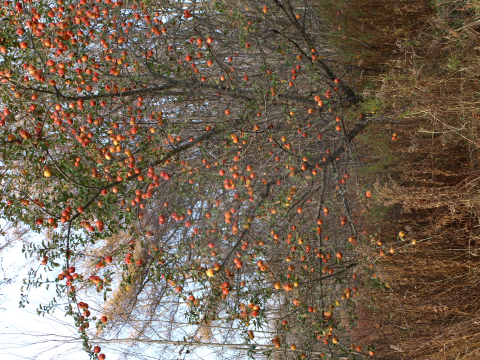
[0,0,373,358]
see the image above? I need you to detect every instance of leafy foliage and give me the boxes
[0,0,372,359]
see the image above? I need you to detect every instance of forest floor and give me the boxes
[318,0,480,358]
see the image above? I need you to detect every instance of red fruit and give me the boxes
[77,206,84,213]
[68,267,75,274]
[366,191,372,198]
[98,354,106,360]
[93,346,101,353]
[105,256,112,263]
[101,315,107,323]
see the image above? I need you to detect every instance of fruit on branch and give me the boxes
[43,167,52,178]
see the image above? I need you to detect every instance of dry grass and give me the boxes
[314,0,480,358]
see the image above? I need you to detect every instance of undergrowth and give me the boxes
[320,0,480,358]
